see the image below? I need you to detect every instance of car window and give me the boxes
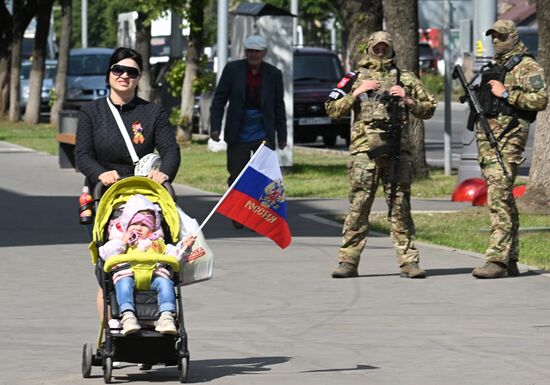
[21,64,31,79]
[69,54,111,76]
[294,53,344,82]
[22,38,33,59]
[20,63,57,80]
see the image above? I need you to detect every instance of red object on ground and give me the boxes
[451,178,487,202]
[472,185,488,206]
[471,184,527,207]
[513,184,527,198]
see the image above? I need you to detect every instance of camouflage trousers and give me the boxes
[476,117,528,264]
[338,152,419,267]
[480,160,520,264]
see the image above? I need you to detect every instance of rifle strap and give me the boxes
[496,117,520,142]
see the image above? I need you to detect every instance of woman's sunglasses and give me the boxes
[110,64,140,79]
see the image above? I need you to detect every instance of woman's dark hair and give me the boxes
[105,47,143,84]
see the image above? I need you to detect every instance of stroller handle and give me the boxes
[93,178,177,202]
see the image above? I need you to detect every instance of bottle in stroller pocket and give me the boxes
[79,186,94,225]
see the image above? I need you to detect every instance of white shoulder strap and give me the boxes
[106,97,139,164]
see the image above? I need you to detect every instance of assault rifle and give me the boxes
[387,95,401,221]
[452,64,509,177]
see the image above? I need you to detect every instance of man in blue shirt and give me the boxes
[210,35,287,228]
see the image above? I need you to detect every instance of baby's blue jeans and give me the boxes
[115,276,176,314]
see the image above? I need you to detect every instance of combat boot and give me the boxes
[121,311,141,335]
[331,262,359,278]
[472,261,507,279]
[399,262,426,278]
[507,260,520,277]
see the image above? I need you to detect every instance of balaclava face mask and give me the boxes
[492,30,519,56]
[366,31,394,60]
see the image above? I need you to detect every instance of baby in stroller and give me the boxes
[99,194,195,335]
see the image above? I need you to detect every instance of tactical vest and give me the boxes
[356,66,406,159]
[477,55,537,123]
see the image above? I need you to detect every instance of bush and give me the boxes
[421,73,464,102]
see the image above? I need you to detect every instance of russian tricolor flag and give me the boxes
[214,144,291,249]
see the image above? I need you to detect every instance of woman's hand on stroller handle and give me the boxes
[98,170,121,186]
[148,169,169,185]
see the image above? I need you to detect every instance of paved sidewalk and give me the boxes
[1,140,549,385]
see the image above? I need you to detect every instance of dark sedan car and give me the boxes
[293,47,350,147]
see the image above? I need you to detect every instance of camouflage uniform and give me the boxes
[325,32,437,277]
[472,20,548,278]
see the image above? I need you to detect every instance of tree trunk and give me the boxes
[24,0,54,125]
[0,4,13,117]
[338,0,383,69]
[383,0,429,179]
[8,0,37,122]
[135,11,152,101]
[519,0,550,213]
[8,37,23,122]
[50,0,72,127]
[0,57,9,116]
[178,0,205,144]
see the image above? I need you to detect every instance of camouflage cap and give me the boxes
[485,19,517,36]
[367,31,393,49]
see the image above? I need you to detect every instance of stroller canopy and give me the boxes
[89,177,180,264]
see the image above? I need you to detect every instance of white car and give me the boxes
[20,59,57,112]
[65,47,114,109]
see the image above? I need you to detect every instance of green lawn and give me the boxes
[0,121,57,155]
[368,208,550,270]
[3,119,548,270]
[177,142,458,198]
[0,120,457,198]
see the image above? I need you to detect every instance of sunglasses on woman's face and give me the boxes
[110,64,140,79]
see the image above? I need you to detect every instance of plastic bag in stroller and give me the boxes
[82,176,213,383]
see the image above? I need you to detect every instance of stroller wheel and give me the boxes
[82,342,93,378]
[178,357,189,383]
[103,356,113,384]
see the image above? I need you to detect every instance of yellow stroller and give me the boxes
[81,177,189,383]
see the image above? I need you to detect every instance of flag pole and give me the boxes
[195,142,267,234]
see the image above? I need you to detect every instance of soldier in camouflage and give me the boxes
[325,31,437,279]
[471,20,548,279]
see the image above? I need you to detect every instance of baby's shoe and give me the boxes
[155,312,177,335]
[121,311,141,335]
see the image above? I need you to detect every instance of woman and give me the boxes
[75,48,181,334]
[75,47,180,190]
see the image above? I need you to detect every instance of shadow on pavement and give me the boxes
[425,267,474,276]
[118,356,291,383]
[426,267,542,278]
[301,364,379,373]
[1,188,345,247]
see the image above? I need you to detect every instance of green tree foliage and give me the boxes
[267,0,340,47]
[165,57,215,97]
[66,0,213,48]
[69,0,135,48]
